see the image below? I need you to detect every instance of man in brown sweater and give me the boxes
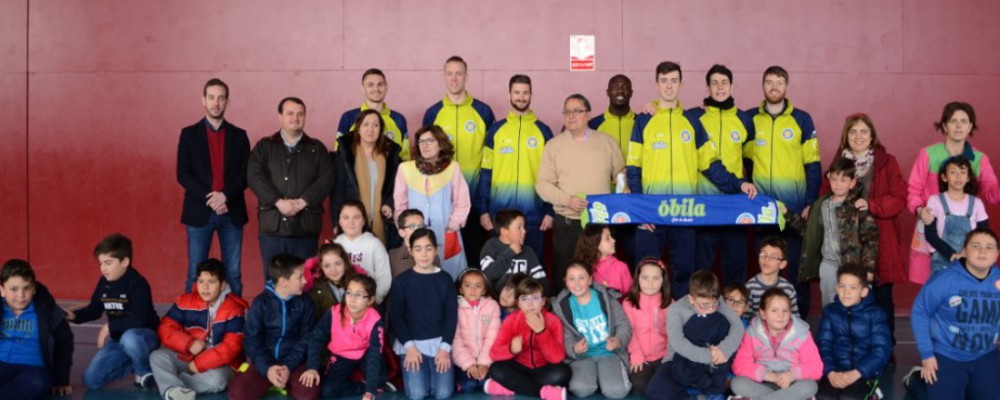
[536,93,626,293]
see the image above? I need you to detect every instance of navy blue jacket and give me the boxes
[0,282,74,386]
[177,118,251,226]
[73,267,159,340]
[817,294,892,378]
[244,284,316,375]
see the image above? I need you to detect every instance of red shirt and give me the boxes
[206,124,226,191]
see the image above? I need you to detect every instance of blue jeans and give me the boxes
[258,235,317,282]
[0,361,52,399]
[186,213,244,295]
[83,328,160,389]
[399,354,454,400]
[456,367,487,394]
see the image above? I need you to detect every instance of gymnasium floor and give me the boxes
[55,304,918,400]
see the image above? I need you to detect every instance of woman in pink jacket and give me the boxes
[451,269,501,393]
[731,288,823,400]
[907,102,1000,283]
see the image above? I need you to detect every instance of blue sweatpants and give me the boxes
[909,351,1000,400]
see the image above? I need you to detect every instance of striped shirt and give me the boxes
[745,274,800,317]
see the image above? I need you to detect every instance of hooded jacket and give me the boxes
[158,288,249,371]
[451,297,501,370]
[817,294,891,378]
[552,284,632,365]
[732,315,823,382]
[243,284,316,375]
[489,309,565,369]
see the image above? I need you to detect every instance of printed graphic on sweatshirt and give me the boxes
[349,252,365,270]
[948,289,1000,354]
[1,317,36,338]
[101,295,132,317]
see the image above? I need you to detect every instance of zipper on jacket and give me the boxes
[669,110,674,194]
[275,297,288,360]
[769,114,776,195]
[529,330,536,368]
[847,309,855,370]
[516,115,522,203]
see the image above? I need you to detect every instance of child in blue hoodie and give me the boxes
[907,228,1000,399]
[229,253,318,400]
[817,264,891,400]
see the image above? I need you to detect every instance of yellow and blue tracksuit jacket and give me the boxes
[336,103,410,160]
[423,92,496,190]
[744,100,821,212]
[476,111,554,224]
[626,101,744,195]
[686,104,754,195]
[588,109,635,162]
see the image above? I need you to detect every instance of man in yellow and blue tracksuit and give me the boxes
[477,75,554,261]
[589,74,635,162]
[423,56,496,267]
[336,68,410,159]
[744,65,821,317]
[686,65,755,286]
[628,62,756,298]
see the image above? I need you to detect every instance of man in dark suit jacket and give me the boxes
[176,78,250,295]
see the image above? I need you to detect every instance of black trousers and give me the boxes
[489,360,572,396]
[551,215,583,295]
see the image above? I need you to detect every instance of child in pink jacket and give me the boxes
[621,257,670,395]
[731,288,823,400]
[574,224,632,297]
[452,269,501,393]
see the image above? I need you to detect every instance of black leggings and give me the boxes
[489,360,572,396]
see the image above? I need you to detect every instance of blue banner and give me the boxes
[581,194,785,229]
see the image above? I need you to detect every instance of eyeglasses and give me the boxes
[758,253,784,262]
[693,299,718,311]
[968,243,999,252]
[344,291,370,300]
[417,138,438,146]
[518,295,543,303]
[724,297,747,307]
[562,109,588,116]
[402,223,426,230]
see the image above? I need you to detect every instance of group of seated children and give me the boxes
[1,197,999,400]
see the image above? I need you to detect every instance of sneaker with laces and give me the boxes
[164,386,196,400]
[539,385,566,400]
[135,372,156,389]
[484,378,515,396]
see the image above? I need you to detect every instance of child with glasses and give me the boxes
[646,270,745,400]
[389,209,432,278]
[486,277,571,400]
[452,269,501,393]
[746,236,801,317]
[301,275,384,400]
[722,283,752,328]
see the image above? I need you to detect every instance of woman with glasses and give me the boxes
[393,125,472,280]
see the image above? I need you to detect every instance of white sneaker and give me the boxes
[164,386,195,400]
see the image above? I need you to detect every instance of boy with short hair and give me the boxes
[0,259,74,399]
[229,253,318,400]
[388,209,426,278]
[479,209,549,294]
[787,158,878,307]
[816,264,890,400]
[646,270,745,400]
[745,236,801,317]
[151,258,249,400]
[68,233,160,390]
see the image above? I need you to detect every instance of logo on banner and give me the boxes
[611,212,631,223]
[680,130,692,143]
[736,213,756,224]
[757,201,779,224]
[589,202,610,223]
[658,198,706,223]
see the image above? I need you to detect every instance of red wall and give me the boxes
[3,0,999,304]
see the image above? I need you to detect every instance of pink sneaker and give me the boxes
[483,378,515,396]
[539,385,566,400]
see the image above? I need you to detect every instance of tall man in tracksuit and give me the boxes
[687,65,755,286]
[628,61,757,298]
[477,74,554,261]
[590,74,638,266]
[744,65,821,317]
[336,68,410,159]
[423,56,496,267]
